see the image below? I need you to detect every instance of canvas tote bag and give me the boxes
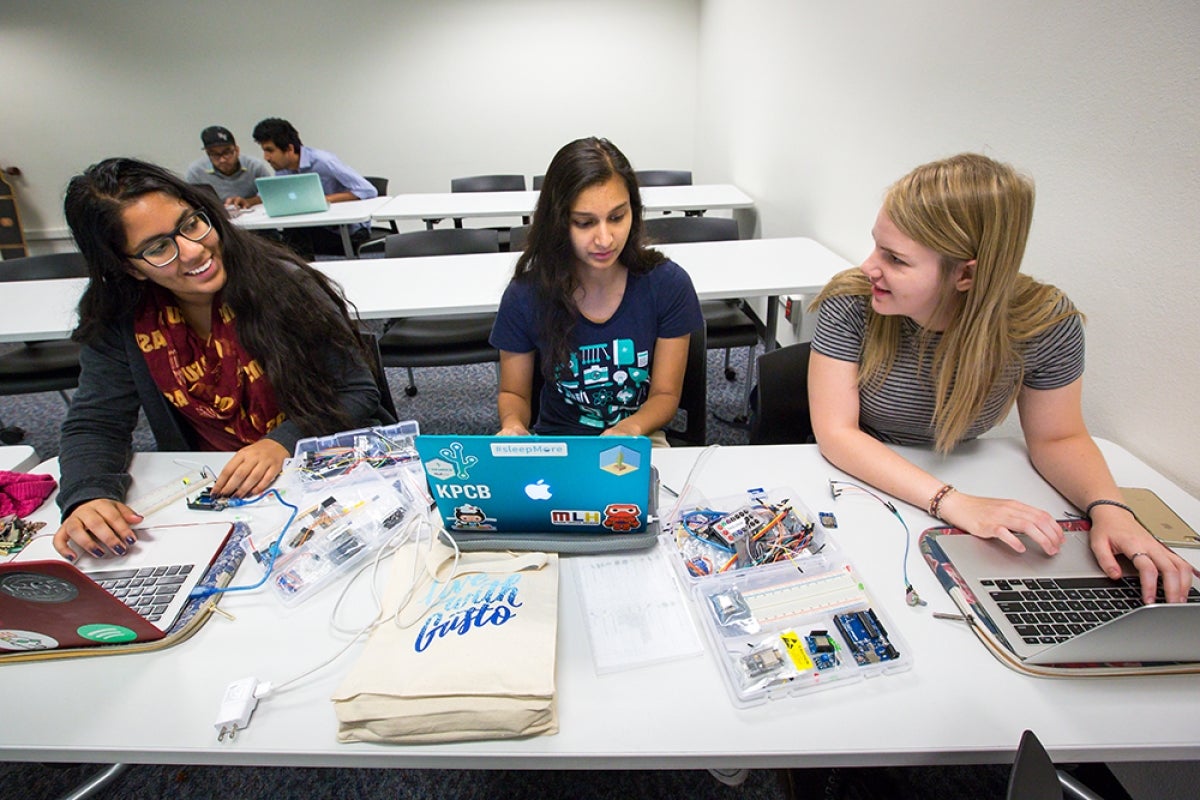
[332,538,559,743]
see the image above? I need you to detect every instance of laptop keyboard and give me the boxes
[983,576,1200,646]
[86,564,194,623]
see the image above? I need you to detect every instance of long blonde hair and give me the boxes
[814,153,1080,452]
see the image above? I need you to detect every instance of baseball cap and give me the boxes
[200,126,236,149]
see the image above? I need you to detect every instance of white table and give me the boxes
[233,196,391,257]
[371,184,754,227]
[0,445,38,472]
[0,238,850,349]
[3,438,1197,768]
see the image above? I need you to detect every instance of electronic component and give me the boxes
[128,467,215,517]
[187,488,228,512]
[834,609,900,665]
[819,512,837,529]
[805,629,840,670]
[214,677,269,741]
[0,517,44,556]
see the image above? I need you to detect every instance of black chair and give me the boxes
[355,175,394,257]
[528,325,707,447]
[635,170,692,187]
[448,174,529,237]
[508,224,531,252]
[0,252,88,444]
[747,342,812,445]
[642,216,761,411]
[376,229,501,397]
[1007,729,1114,800]
[531,175,544,190]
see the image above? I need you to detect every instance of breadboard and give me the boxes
[128,468,215,518]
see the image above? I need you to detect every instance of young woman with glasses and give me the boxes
[53,157,391,561]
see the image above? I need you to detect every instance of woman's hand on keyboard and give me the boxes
[1088,505,1196,605]
[53,499,144,561]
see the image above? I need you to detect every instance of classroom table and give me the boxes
[0,445,38,473]
[3,438,1197,769]
[0,238,849,349]
[232,196,391,257]
[371,184,754,228]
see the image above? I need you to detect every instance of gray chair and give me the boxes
[1007,729,1113,800]
[643,215,761,415]
[532,174,545,190]
[0,252,88,444]
[635,170,692,187]
[355,175,396,257]
[376,229,501,397]
[448,174,529,238]
[748,342,812,445]
[508,224,531,252]
[529,325,707,447]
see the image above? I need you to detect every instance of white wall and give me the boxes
[0,0,699,238]
[696,0,1200,496]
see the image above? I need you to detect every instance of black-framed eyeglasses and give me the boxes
[127,210,214,268]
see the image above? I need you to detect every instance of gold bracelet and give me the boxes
[928,484,956,520]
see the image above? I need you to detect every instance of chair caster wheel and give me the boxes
[724,367,737,381]
[404,386,418,397]
[0,426,26,445]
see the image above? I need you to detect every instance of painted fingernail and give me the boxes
[63,552,76,562]
[114,545,126,555]
[91,549,105,558]
[125,536,136,545]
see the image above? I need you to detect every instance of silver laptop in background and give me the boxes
[255,173,329,217]
[933,529,1200,665]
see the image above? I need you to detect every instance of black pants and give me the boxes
[281,226,371,260]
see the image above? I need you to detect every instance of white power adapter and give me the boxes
[214,677,271,741]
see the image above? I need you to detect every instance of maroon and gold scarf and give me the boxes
[134,286,284,450]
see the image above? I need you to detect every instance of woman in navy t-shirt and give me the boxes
[490,137,703,444]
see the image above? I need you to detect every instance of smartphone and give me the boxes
[1120,487,1200,548]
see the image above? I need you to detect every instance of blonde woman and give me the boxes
[808,153,1193,604]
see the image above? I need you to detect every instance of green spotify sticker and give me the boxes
[77,623,139,644]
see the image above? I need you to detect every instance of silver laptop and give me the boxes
[255,173,329,217]
[11,521,235,636]
[930,529,1200,664]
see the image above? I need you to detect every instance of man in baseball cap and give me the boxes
[184,125,273,209]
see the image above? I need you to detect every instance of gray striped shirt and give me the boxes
[811,294,1085,446]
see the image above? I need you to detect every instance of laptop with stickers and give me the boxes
[0,521,234,651]
[414,435,655,537]
[255,173,329,217]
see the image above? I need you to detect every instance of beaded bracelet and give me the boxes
[1084,499,1136,520]
[928,484,955,520]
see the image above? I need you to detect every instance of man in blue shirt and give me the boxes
[185,125,273,209]
[251,117,378,258]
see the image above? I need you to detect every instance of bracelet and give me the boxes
[928,484,955,520]
[1084,499,1137,520]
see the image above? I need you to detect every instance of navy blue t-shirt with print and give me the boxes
[489,260,703,435]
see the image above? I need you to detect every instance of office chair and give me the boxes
[642,215,761,416]
[508,224,531,252]
[354,176,395,257]
[447,174,529,242]
[747,342,812,445]
[375,229,501,397]
[0,252,89,444]
[527,325,707,447]
[635,170,692,187]
[1007,729,1115,800]
[532,174,544,190]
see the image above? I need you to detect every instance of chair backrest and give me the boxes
[383,228,501,259]
[509,224,531,252]
[0,251,88,283]
[748,342,812,445]
[635,170,693,187]
[643,215,739,245]
[450,174,526,193]
[363,175,389,196]
[1007,730,1064,800]
[531,174,544,190]
[529,325,707,446]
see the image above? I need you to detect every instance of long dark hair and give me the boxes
[514,137,665,377]
[63,157,372,436]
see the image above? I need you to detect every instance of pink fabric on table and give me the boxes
[0,470,57,517]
